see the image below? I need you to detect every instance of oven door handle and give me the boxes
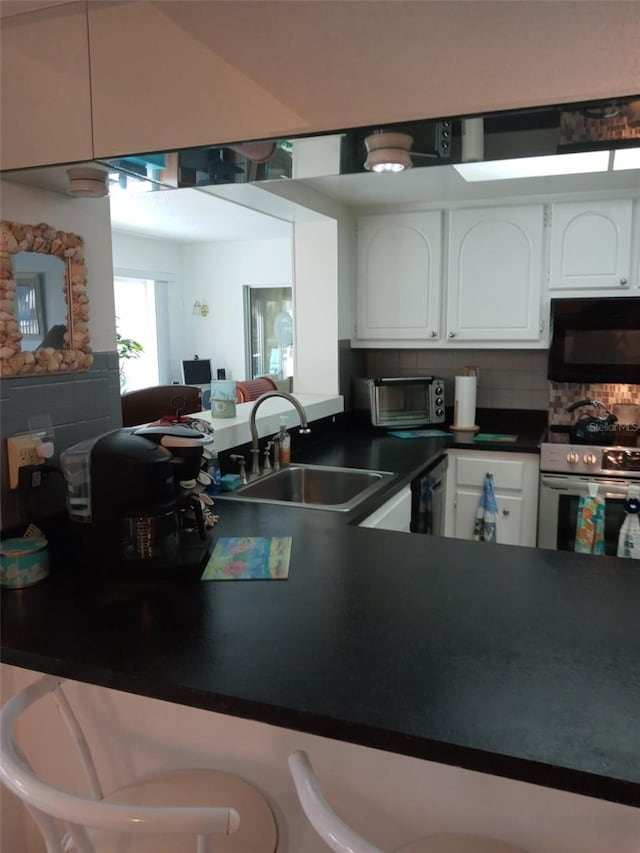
[540,474,634,499]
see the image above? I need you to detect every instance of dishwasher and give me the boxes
[411,454,447,535]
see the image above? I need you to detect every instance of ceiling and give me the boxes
[3,155,639,243]
[109,185,292,242]
[298,160,640,208]
[1,164,293,242]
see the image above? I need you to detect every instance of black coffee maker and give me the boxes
[61,426,214,579]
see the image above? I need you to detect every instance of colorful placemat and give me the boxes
[388,429,451,439]
[201,537,292,581]
[474,433,518,443]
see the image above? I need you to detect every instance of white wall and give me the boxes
[111,230,183,276]
[1,180,115,352]
[180,236,293,381]
[294,220,339,395]
[111,230,293,384]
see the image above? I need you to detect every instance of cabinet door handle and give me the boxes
[619,277,628,286]
[448,331,456,338]
[502,508,510,517]
[430,330,438,337]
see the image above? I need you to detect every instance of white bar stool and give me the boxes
[289,750,531,853]
[0,675,278,853]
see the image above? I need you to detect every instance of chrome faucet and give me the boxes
[249,391,311,478]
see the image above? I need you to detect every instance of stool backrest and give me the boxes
[289,750,385,853]
[0,675,238,853]
[121,385,202,427]
[235,377,278,403]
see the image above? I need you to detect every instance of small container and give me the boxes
[209,451,222,494]
[211,380,237,418]
[278,416,291,465]
[0,537,49,589]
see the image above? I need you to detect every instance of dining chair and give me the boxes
[0,675,278,852]
[288,750,530,853]
[121,385,202,427]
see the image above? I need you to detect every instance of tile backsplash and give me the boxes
[549,383,640,426]
[0,352,122,531]
[363,349,550,410]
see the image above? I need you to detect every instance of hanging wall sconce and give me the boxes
[192,300,209,317]
[364,131,414,173]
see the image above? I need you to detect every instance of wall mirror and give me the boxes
[0,220,93,377]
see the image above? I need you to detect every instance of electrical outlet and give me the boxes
[7,434,44,489]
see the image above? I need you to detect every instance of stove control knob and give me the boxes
[567,451,580,464]
[583,453,597,466]
[435,397,444,406]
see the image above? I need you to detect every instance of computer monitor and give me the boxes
[181,358,212,386]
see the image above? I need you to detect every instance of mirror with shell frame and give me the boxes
[0,220,93,377]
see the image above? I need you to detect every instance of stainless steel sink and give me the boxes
[217,463,394,511]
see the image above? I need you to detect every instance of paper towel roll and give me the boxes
[454,375,477,428]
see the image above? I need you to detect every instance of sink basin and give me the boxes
[217,463,394,511]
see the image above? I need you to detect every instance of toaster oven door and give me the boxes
[373,380,433,427]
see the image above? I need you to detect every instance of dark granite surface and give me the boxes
[3,413,639,808]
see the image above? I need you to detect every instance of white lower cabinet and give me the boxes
[444,450,539,547]
[359,486,412,532]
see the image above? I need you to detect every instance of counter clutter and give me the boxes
[2,412,640,813]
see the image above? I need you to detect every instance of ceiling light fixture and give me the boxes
[364,132,414,173]
[453,150,610,182]
[66,166,109,198]
[612,147,640,170]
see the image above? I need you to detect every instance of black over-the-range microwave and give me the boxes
[547,297,640,384]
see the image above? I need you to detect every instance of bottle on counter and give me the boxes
[278,416,291,465]
[209,450,222,494]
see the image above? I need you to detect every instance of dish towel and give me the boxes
[473,474,498,542]
[617,485,640,559]
[574,495,605,554]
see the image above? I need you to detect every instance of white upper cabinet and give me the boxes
[549,200,634,292]
[0,3,93,170]
[356,212,442,341]
[446,205,545,343]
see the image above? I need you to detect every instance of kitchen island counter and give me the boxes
[2,423,639,811]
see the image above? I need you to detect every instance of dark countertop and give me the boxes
[3,413,640,809]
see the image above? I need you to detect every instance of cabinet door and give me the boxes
[0,3,93,170]
[451,488,525,546]
[549,200,633,291]
[446,205,544,342]
[359,486,412,532]
[356,212,442,341]
[444,450,539,548]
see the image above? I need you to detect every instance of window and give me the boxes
[244,286,293,380]
[16,273,46,343]
[114,276,159,391]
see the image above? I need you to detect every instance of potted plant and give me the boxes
[116,324,143,391]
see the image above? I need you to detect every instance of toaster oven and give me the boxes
[354,377,446,429]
